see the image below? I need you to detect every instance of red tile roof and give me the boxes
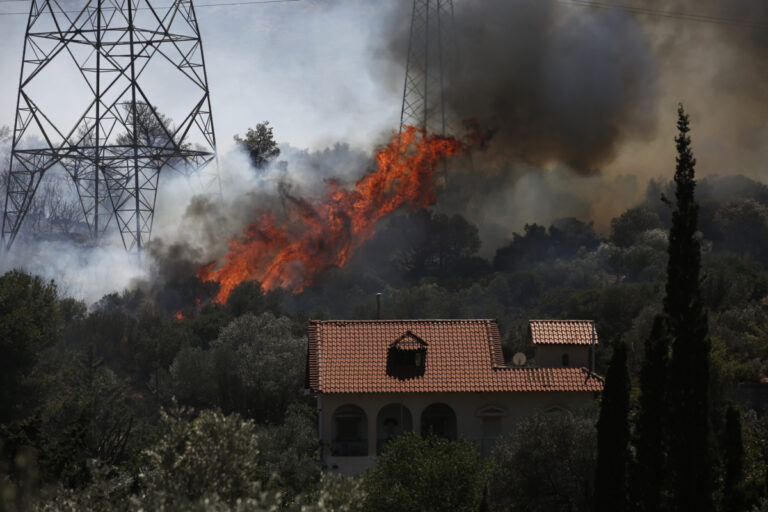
[529,319,598,346]
[307,319,603,394]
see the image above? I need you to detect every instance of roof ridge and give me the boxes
[492,366,595,372]
[309,318,497,323]
[529,319,595,322]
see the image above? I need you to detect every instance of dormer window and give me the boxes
[386,331,427,379]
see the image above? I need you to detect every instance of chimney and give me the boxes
[376,293,382,320]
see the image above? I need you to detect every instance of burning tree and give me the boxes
[198,126,465,303]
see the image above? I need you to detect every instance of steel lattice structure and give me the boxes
[2,0,218,254]
[399,0,456,136]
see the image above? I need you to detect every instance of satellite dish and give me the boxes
[512,352,527,366]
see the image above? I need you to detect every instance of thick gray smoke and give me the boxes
[381,0,659,173]
[643,0,768,170]
[375,0,768,243]
[373,1,661,245]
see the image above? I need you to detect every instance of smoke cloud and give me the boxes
[379,0,659,173]
[374,0,768,240]
[1,239,145,304]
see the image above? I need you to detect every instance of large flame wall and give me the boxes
[198,126,464,303]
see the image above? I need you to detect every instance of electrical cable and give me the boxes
[0,0,300,15]
[554,0,768,29]
[0,0,765,29]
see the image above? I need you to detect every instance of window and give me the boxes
[561,353,570,367]
[389,349,424,368]
[481,417,502,455]
[332,405,368,456]
[477,404,507,456]
[376,403,413,454]
[387,331,428,379]
[421,403,457,440]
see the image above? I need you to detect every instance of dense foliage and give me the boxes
[234,121,281,170]
[362,434,484,512]
[487,411,598,512]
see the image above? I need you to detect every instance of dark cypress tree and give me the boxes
[631,314,671,512]
[721,404,745,512]
[665,104,714,512]
[478,486,489,512]
[595,340,630,512]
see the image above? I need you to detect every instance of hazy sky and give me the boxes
[0,0,402,153]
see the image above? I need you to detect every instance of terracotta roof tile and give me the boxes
[306,319,603,394]
[529,319,598,346]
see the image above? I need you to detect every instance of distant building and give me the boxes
[306,318,603,475]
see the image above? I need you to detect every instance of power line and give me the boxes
[554,0,768,29]
[0,0,300,15]
[0,0,764,28]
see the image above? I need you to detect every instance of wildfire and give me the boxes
[197,126,464,303]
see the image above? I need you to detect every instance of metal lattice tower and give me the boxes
[399,0,457,136]
[2,0,219,254]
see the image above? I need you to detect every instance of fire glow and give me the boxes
[197,126,464,303]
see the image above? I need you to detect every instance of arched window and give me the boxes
[421,403,457,440]
[332,405,368,456]
[376,403,413,454]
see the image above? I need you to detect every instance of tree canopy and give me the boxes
[234,121,280,170]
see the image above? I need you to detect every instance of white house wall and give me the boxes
[534,345,591,368]
[318,390,596,475]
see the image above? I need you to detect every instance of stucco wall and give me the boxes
[534,345,591,368]
[318,390,597,475]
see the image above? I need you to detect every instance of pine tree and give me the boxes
[595,340,630,512]
[665,104,714,512]
[631,314,671,512]
[722,404,745,512]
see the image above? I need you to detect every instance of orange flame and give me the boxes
[174,310,184,321]
[197,126,464,303]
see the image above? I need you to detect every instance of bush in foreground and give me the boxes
[362,433,484,512]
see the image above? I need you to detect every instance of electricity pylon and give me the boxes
[399,0,457,136]
[2,0,219,254]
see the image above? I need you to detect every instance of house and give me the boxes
[528,319,598,368]
[306,318,603,475]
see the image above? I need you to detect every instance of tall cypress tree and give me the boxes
[595,340,630,512]
[631,314,671,512]
[722,404,745,512]
[665,104,714,512]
